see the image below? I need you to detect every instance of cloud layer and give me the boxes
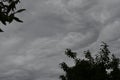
[0,0,120,80]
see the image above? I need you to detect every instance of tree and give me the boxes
[59,42,120,80]
[0,0,26,32]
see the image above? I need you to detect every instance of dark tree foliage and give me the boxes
[0,0,25,32]
[59,42,120,80]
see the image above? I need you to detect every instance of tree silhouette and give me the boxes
[0,0,25,32]
[59,42,120,80]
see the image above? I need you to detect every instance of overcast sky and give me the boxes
[0,0,120,80]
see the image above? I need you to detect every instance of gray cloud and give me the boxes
[0,0,120,80]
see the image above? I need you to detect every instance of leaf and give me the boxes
[1,20,6,25]
[65,49,77,59]
[0,28,3,32]
[14,17,23,23]
[16,9,26,13]
[7,14,14,23]
[7,17,13,23]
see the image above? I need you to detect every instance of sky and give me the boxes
[0,0,120,80]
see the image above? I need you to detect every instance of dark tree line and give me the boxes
[0,0,25,32]
[59,42,120,80]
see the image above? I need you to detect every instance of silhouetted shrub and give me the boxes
[60,42,120,80]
